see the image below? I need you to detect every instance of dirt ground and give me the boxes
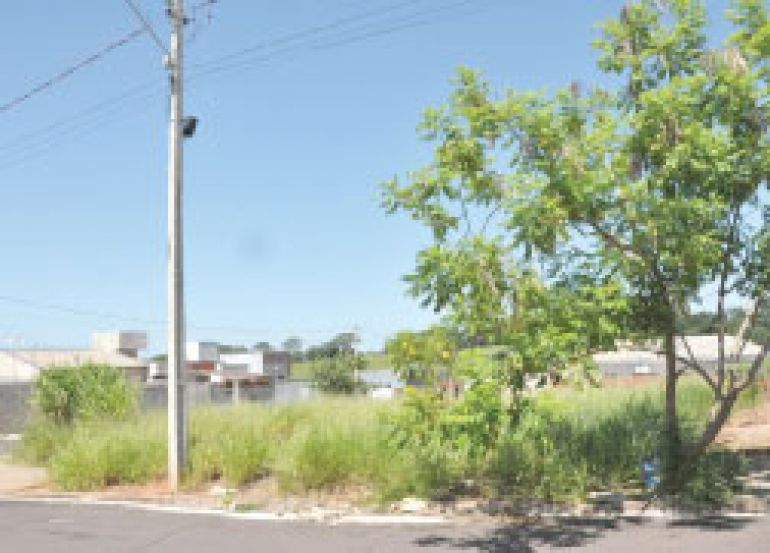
[717,399,770,450]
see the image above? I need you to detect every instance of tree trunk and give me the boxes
[664,328,680,487]
[685,393,737,465]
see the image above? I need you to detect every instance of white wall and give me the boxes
[0,352,38,382]
[91,332,148,354]
[186,342,220,363]
[219,352,264,374]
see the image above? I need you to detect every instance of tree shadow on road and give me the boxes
[667,515,759,531]
[413,515,757,552]
[414,517,632,553]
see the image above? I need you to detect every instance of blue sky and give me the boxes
[0,1,734,353]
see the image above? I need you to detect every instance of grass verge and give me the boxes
[15,382,761,504]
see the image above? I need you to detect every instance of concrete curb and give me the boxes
[0,495,450,525]
[1,494,765,526]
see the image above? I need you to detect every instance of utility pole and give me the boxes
[166,0,186,490]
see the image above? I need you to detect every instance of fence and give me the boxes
[0,382,32,434]
[142,381,280,410]
[0,380,314,434]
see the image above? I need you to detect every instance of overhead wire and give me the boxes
[0,294,364,337]
[0,1,490,340]
[189,0,427,70]
[122,0,168,53]
[0,27,145,115]
[190,0,481,80]
[0,0,493,171]
[0,91,160,173]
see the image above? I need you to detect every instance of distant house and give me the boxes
[0,331,149,383]
[593,335,762,377]
[262,351,291,380]
[161,342,292,384]
[360,368,406,400]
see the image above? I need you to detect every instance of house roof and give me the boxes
[593,334,763,376]
[0,349,147,370]
[673,335,762,359]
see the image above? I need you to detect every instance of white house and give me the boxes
[0,331,149,383]
[180,342,291,383]
[218,352,264,375]
[593,335,763,377]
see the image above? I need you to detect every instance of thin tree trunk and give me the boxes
[685,393,738,465]
[664,327,680,486]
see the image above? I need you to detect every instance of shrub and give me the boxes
[14,418,73,465]
[310,353,367,394]
[33,364,137,425]
[680,451,746,507]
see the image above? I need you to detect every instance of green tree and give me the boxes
[253,341,273,353]
[218,344,248,354]
[281,336,303,357]
[386,326,457,385]
[310,353,367,394]
[306,332,360,360]
[383,0,770,488]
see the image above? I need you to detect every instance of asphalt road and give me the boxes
[1,500,768,552]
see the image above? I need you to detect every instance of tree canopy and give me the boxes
[383,0,770,487]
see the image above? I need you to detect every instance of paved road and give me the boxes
[1,500,768,552]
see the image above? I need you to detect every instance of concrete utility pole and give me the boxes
[166,0,186,490]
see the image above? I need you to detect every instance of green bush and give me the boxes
[310,354,368,394]
[386,380,747,503]
[680,451,746,507]
[33,364,137,425]
[14,418,73,465]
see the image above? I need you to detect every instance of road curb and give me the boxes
[1,494,765,526]
[0,495,450,525]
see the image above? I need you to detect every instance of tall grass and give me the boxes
[20,398,399,492]
[50,417,166,490]
[17,381,757,502]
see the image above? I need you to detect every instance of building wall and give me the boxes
[186,342,219,363]
[220,352,263,374]
[263,352,290,379]
[141,381,275,410]
[0,383,33,433]
[91,332,147,357]
[0,380,311,433]
[0,352,38,382]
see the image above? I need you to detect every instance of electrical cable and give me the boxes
[122,0,168,53]
[189,0,427,70]
[0,27,145,115]
[0,0,493,170]
[0,294,362,336]
[191,0,481,80]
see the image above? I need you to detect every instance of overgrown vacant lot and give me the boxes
[16,379,765,504]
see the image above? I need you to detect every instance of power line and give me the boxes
[0,293,366,336]
[190,0,426,70]
[0,91,160,173]
[0,79,160,155]
[0,3,218,156]
[0,0,494,170]
[192,0,481,79]
[0,27,145,115]
[122,0,168,53]
[0,294,160,326]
